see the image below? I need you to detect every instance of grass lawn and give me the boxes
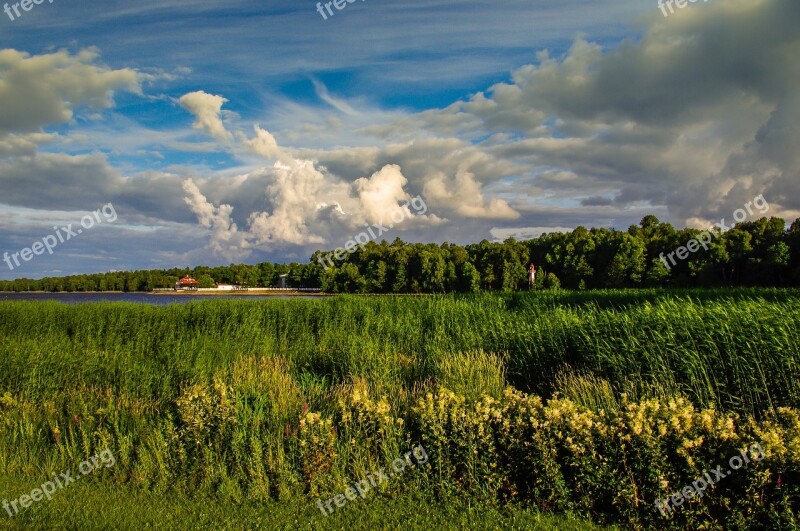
[0,476,607,530]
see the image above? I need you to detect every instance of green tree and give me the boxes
[197,274,216,288]
[460,262,481,293]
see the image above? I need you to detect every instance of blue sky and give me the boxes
[0,0,798,279]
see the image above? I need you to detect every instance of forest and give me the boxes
[2,215,799,293]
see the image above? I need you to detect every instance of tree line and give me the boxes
[2,215,799,293]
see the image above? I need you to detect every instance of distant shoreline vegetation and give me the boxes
[1,215,799,293]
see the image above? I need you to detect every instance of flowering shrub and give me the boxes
[337,380,405,467]
[297,411,338,495]
[175,376,237,451]
[411,387,800,528]
[412,388,502,497]
[1,382,797,528]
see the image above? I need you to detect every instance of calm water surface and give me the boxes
[0,292,321,305]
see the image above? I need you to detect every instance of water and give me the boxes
[0,292,323,305]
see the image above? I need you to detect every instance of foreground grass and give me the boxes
[0,476,604,531]
[1,288,798,415]
[0,289,797,529]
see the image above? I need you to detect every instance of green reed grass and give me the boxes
[0,289,797,528]
[0,290,798,415]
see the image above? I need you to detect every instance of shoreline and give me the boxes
[1,291,127,294]
[149,290,331,296]
[0,290,331,297]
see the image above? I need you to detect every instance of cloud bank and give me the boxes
[0,0,797,278]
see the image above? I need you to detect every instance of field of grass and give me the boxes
[0,289,798,529]
[0,475,605,531]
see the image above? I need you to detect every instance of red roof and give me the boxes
[178,276,199,285]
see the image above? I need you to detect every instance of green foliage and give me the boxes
[0,476,605,530]
[542,272,561,289]
[434,351,506,402]
[0,290,798,528]
[4,215,799,294]
[412,388,800,529]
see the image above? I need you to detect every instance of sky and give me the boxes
[0,0,798,279]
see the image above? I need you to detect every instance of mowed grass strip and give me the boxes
[0,475,608,531]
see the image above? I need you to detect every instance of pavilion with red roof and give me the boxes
[175,276,200,291]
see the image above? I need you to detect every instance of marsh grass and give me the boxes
[434,351,506,402]
[0,289,798,528]
[552,368,619,414]
[1,289,798,418]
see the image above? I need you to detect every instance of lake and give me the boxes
[0,292,322,305]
